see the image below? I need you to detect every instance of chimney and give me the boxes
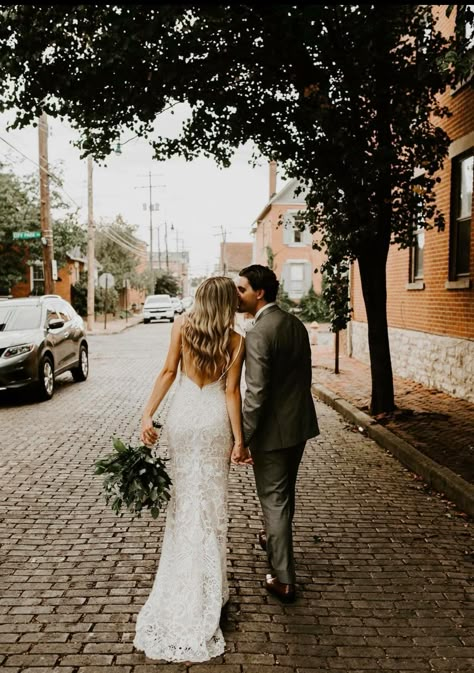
[269,161,277,199]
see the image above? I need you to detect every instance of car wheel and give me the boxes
[144,319,150,324]
[71,345,89,382]
[37,355,55,401]
[169,317,175,323]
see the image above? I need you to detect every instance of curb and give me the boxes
[87,317,143,336]
[312,383,474,518]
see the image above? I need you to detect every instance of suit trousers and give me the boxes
[252,442,306,585]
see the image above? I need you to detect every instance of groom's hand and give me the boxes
[231,443,254,466]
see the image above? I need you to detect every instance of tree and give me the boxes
[298,286,331,324]
[0,5,471,412]
[154,272,180,296]
[0,164,86,293]
[0,167,39,292]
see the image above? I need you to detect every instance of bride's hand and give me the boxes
[141,415,158,447]
[231,443,253,466]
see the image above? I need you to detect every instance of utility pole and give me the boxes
[38,111,55,294]
[155,226,162,270]
[164,220,169,271]
[220,225,227,275]
[148,171,153,276]
[87,156,95,331]
[135,173,165,286]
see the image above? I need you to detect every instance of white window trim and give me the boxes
[283,211,311,247]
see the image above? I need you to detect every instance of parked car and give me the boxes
[170,297,184,315]
[181,296,194,311]
[143,294,174,323]
[0,295,89,401]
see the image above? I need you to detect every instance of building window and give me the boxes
[30,261,45,295]
[283,212,311,246]
[450,151,473,279]
[410,228,425,281]
[282,260,312,299]
[409,181,426,282]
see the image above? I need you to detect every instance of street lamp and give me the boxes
[113,134,140,155]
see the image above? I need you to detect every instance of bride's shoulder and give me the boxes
[230,329,245,350]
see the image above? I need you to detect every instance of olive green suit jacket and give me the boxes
[242,304,319,452]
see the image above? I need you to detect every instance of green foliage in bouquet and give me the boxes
[94,437,172,519]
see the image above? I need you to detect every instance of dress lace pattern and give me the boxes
[133,371,233,662]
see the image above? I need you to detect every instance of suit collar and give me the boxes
[254,303,280,323]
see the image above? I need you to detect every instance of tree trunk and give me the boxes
[357,243,395,415]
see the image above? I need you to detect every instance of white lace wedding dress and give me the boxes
[133,345,241,662]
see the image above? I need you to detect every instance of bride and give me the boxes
[134,276,251,663]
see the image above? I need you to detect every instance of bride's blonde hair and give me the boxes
[182,276,238,379]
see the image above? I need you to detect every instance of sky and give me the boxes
[0,105,285,278]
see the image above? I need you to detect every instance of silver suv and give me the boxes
[0,295,89,401]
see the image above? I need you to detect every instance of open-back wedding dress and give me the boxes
[134,338,242,662]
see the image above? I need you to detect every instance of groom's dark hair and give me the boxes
[239,264,280,302]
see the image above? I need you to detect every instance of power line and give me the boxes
[0,134,80,210]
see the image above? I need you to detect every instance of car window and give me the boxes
[45,307,61,326]
[57,301,73,322]
[0,305,42,331]
[145,295,171,303]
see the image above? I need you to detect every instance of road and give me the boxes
[0,322,472,671]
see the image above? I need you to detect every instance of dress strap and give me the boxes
[219,335,243,380]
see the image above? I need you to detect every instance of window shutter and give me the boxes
[281,263,290,292]
[303,227,312,246]
[282,216,293,244]
[303,262,313,293]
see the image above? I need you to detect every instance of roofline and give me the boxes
[252,178,305,225]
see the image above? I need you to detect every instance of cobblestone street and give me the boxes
[0,323,473,672]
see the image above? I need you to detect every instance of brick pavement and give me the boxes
[0,323,473,672]
[311,344,474,488]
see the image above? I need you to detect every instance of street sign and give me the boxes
[13,231,41,240]
[98,272,115,289]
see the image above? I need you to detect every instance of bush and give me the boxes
[276,286,297,313]
[298,286,331,323]
[71,274,119,317]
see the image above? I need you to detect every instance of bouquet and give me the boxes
[94,424,172,519]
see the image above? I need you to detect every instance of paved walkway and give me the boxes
[311,340,474,517]
[0,324,473,671]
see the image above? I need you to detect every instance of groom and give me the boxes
[236,265,319,603]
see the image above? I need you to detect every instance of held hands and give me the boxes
[231,442,254,466]
[141,415,159,447]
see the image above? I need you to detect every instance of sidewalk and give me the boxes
[85,313,144,335]
[311,341,474,518]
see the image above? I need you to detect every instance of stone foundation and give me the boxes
[350,321,474,403]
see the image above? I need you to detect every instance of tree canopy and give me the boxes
[0,164,86,293]
[0,4,471,412]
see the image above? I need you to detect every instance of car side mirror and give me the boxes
[48,318,65,330]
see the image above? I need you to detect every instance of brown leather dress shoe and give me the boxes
[264,573,296,603]
[258,529,267,551]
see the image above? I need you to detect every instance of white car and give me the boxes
[143,294,174,323]
[171,297,184,315]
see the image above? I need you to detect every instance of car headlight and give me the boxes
[3,343,35,358]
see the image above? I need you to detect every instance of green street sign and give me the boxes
[13,231,41,240]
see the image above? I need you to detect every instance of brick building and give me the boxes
[252,162,326,300]
[152,249,190,297]
[349,6,473,402]
[11,247,97,303]
[219,242,253,277]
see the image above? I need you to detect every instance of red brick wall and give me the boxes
[352,6,474,340]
